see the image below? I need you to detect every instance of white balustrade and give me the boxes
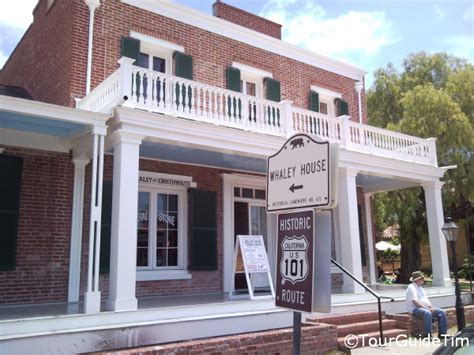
[76,70,121,114]
[78,58,437,166]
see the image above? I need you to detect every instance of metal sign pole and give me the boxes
[293,311,301,355]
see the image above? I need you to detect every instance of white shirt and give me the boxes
[405,282,431,313]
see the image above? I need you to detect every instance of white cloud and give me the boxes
[439,35,474,62]
[434,5,445,20]
[259,0,397,66]
[0,0,37,30]
[464,5,474,22]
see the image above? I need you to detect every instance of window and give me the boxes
[311,85,342,117]
[232,62,272,99]
[137,52,166,73]
[136,185,189,280]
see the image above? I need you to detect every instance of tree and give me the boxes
[367,52,474,283]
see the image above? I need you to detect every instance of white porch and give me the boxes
[0,285,469,354]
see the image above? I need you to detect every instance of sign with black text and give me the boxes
[276,210,314,312]
[266,133,338,212]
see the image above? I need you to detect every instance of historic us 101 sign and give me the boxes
[266,133,338,212]
[276,210,314,312]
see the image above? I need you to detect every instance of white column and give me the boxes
[337,167,364,293]
[364,193,377,285]
[106,131,144,311]
[423,181,452,286]
[84,131,106,314]
[222,174,234,294]
[67,158,89,303]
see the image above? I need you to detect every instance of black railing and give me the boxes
[331,258,394,341]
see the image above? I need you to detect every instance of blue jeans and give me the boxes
[412,307,447,336]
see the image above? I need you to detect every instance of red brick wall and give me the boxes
[2,0,365,123]
[0,146,74,304]
[0,0,77,106]
[95,322,338,355]
[212,0,282,40]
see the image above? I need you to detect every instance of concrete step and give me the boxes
[337,328,406,350]
[337,318,398,337]
[308,310,386,325]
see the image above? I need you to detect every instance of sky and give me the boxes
[1,0,473,87]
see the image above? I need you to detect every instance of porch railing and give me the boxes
[331,258,395,341]
[76,57,438,166]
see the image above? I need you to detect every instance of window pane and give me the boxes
[153,56,166,73]
[168,248,178,266]
[255,189,266,200]
[156,248,166,267]
[137,248,148,267]
[156,230,166,247]
[168,194,178,212]
[242,188,253,198]
[320,102,328,114]
[246,82,256,96]
[234,187,240,197]
[137,52,149,69]
[168,230,178,247]
[157,193,167,212]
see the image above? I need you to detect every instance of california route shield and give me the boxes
[280,235,309,284]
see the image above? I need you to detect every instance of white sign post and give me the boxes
[266,133,338,212]
[232,235,275,300]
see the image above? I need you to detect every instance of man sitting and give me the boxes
[405,271,447,338]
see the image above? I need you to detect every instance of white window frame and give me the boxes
[136,185,191,281]
[232,62,272,99]
[311,85,342,118]
[130,31,185,76]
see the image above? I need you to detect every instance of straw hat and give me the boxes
[410,271,424,282]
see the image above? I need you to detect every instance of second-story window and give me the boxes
[137,53,166,73]
[310,85,342,117]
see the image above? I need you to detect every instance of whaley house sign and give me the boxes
[267,133,338,314]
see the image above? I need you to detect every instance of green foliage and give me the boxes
[367,52,474,275]
[459,255,474,279]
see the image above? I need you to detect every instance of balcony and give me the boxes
[77,57,437,166]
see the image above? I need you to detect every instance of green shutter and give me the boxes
[336,99,349,116]
[309,90,319,112]
[0,156,22,271]
[174,52,193,79]
[120,36,140,63]
[189,189,217,271]
[265,78,281,102]
[100,181,113,274]
[226,67,241,92]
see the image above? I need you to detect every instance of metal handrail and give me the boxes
[331,258,394,341]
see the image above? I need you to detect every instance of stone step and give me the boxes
[337,318,399,337]
[308,310,386,325]
[337,328,407,350]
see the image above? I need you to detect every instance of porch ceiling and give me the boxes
[357,173,420,193]
[140,141,266,173]
[0,110,86,138]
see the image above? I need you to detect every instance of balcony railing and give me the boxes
[77,57,438,166]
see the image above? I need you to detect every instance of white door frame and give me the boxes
[222,173,275,294]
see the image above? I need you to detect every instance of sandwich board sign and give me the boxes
[266,133,338,212]
[231,235,275,300]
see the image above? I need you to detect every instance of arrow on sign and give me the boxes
[289,183,303,193]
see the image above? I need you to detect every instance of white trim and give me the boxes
[310,85,342,99]
[130,31,185,52]
[232,62,273,79]
[222,173,267,294]
[122,0,366,81]
[136,270,191,281]
[0,129,71,152]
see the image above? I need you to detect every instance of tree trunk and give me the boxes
[400,234,421,283]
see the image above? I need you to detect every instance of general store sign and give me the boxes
[266,134,338,212]
[139,171,197,188]
[238,235,270,273]
[276,210,314,312]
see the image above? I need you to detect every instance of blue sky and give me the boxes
[1,0,472,87]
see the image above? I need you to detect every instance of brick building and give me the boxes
[0,0,459,352]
